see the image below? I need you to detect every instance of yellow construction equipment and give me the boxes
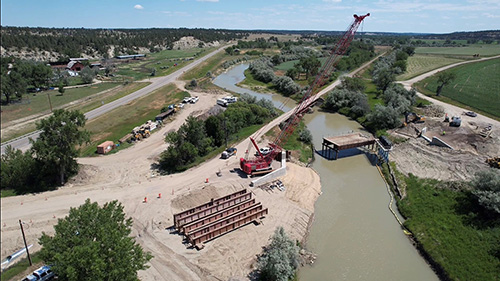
[486,157,500,169]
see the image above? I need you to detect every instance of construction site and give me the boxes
[390,106,499,181]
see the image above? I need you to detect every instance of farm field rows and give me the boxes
[415,44,500,56]
[397,54,465,80]
[415,58,500,119]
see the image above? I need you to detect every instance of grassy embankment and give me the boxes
[396,55,465,81]
[415,43,500,57]
[115,48,215,81]
[79,84,189,156]
[384,168,500,281]
[415,58,500,120]
[0,82,150,142]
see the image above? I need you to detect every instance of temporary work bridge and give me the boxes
[173,189,268,249]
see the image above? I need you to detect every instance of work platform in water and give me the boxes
[322,133,376,160]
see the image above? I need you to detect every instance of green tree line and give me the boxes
[1,26,248,59]
[159,98,276,173]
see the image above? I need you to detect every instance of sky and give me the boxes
[1,0,500,34]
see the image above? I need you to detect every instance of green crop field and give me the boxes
[397,55,465,80]
[415,58,500,119]
[415,44,500,57]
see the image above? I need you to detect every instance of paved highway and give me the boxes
[1,45,227,154]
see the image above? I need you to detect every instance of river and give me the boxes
[214,64,438,281]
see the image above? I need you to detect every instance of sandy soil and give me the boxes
[392,56,500,181]
[1,84,321,281]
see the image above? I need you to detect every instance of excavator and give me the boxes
[240,13,370,176]
[403,112,425,126]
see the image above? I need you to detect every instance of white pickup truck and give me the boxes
[22,265,55,281]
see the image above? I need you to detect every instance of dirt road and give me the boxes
[392,55,500,181]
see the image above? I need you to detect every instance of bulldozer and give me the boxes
[403,112,425,126]
[131,126,150,141]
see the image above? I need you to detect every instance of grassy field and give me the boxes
[274,57,329,71]
[1,82,150,142]
[1,83,120,125]
[397,54,465,80]
[80,84,189,156]
[397,174,500,281]
[181,51,228,80]
[415,58,500,119]
[415,44,500,57]
[115,48,214,81]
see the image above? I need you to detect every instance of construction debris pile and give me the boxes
[173,189,268,250]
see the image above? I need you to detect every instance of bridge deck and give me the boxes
[322,133,376,159]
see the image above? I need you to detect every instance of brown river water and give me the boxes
[214,64,438,281]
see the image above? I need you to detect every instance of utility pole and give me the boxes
[47,92,53,112]
[19,220,32,266]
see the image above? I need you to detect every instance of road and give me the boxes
[398,54,500,127]
[0,45,227,154]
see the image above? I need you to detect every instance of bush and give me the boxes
[367,104,401,130]
[299,128,313,144]
[257,227,299,281]
[472,169,500,215]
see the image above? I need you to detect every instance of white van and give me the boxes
[217,98,228,107]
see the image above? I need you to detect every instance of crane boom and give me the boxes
[240,13,369,175]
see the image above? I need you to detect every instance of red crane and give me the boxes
[240,13,370,175]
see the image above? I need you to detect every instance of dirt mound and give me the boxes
[173,36,221,50]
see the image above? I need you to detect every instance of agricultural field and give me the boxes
[397,54,465,80]
[415,58,500,119]
[80,84,188,156]
[415,44,500,57]
[115,48,214,81]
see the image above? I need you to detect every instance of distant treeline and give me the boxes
[1,26,248,59]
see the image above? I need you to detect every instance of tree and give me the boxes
[31,109,90,185]
[436,71,456,96]
[299,56,321,79]
[189,78,198,88]
[39,199,153,281]
[340,77,366,92]
[257,227,299,281]
[80,66,95,84]
[373,68,395,92]
[58,84,65,95]
[367,104,401,130]
[299,129,313,144]
[31,63,53,89]
[0,145,38,193]
[472,169,500,215]
[1,70,26,104]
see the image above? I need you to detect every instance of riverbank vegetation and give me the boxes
[158,96,277,173]
[394,168,500,281]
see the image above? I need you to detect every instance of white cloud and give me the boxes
[134,4,144,10]
[197,0,219,2]
[323,0,342,2]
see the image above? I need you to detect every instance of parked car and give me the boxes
[465,111,477,117]
[22,265,55,281]
[190,96,199,103]
[255,147,272,156]
[182,97,191,103]
[221,147,237,159]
